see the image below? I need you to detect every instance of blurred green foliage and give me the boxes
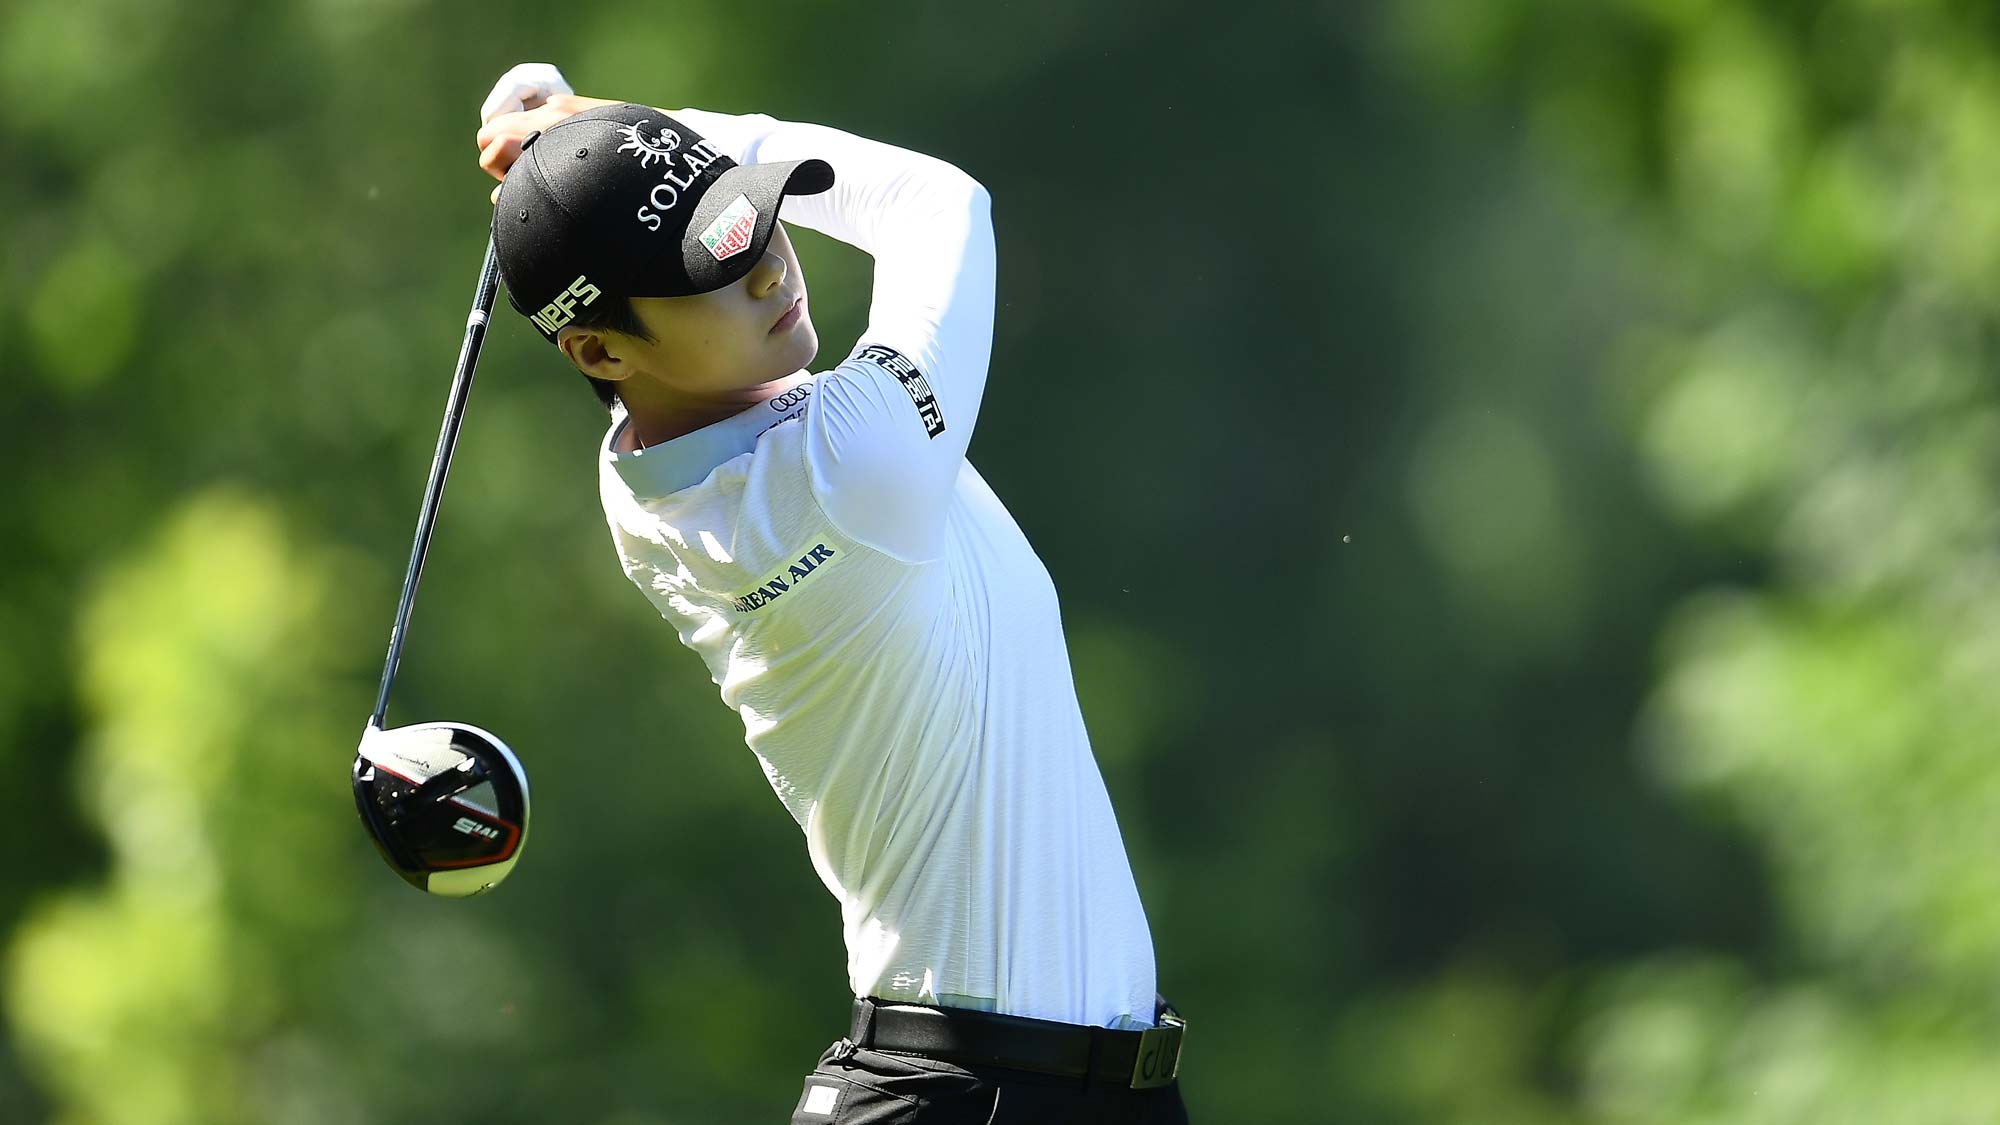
[3,0,1997,1121]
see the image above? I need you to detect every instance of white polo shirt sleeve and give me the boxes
[671,108,997,562]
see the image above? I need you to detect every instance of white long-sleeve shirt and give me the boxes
[597,108,1157,1029]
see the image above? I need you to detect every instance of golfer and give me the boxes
[477,63,1187,1124]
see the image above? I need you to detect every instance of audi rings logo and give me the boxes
[616,120,682,168]
[768,385,812,413]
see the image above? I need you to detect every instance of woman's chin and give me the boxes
[781,321,819,371]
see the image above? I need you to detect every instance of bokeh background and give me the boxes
[5,0,1999,1121]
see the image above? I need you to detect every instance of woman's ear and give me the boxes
[557,328,627,382]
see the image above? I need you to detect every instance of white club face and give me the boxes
[360,724,468,782]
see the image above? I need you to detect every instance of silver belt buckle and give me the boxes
[1130,1014,1185,1089]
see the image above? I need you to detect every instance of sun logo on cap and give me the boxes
[616,120,682,168]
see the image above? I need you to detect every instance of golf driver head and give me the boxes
[352,721,530,897]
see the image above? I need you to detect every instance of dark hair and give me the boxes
[563,293,656,411]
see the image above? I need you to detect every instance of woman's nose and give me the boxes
[747,250,787,295]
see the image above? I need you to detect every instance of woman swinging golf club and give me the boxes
[474,63,1188,1123]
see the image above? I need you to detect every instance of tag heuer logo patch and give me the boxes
[699,195,758,260]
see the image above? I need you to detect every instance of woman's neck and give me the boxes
[619,373,810,451]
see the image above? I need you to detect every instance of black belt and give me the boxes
[846,997,1185,1090]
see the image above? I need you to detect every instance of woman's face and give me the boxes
[618,223,818,395]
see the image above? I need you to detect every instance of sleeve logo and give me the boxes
[856,344,945,439]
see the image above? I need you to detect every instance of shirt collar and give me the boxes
[601,374,817,502]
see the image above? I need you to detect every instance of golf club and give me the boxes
[351,237,531,898]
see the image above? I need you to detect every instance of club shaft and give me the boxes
[370,238,503,728]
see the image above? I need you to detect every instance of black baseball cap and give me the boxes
[492,103,834,342]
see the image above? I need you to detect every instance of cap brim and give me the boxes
[670,158,834,296]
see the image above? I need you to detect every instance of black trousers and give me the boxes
[789,1041,1192,1124]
